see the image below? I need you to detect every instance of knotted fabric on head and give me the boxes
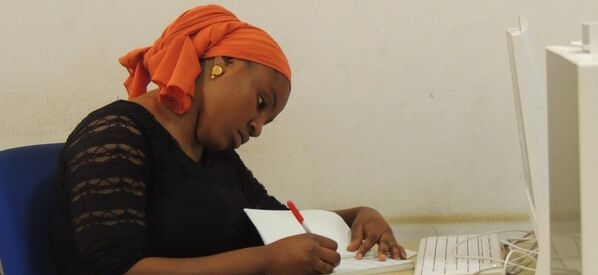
[119,4,291,114]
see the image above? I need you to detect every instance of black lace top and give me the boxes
[51,100,286,275]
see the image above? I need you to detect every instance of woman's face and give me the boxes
[196,58,291,150]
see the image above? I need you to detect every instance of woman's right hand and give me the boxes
[264,233,341,275]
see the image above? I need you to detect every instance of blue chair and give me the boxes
[0,143,63,275]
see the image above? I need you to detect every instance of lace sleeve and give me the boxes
[61,115,150,274]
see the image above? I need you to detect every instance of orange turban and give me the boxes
[119,5,291,114]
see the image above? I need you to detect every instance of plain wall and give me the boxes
[1,0,596,221]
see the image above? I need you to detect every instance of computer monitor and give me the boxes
[505,16,550,275]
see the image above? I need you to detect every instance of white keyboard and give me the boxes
[413,234,503,275]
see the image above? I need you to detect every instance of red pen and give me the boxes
[287,200,312,233]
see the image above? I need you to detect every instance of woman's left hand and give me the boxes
[345,207,407,261]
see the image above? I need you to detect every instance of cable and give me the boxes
[449,229,537,274]
[500,239,538,255]
[503,231,538,274]
[503,249,537,273]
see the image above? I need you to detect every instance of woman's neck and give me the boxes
[130,90,204,162]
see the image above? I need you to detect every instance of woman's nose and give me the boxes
[249,120,263,137]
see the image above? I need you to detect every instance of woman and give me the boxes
[51,4,406,275]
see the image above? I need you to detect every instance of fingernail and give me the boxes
[401,250,407,259]
[357,253,363,259]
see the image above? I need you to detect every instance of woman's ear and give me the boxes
[210,56,227,79]
[210,56,238,79]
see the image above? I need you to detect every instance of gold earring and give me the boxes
[211,65,223,79]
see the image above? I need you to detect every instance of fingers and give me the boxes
[353,229,407,261]
[311,234,338,251]
[314,248,341,273]
[347,226,364,252]
[398,245,407,259]
[310,235,340,274]
[313,259,335,274]
[356,234,377,259]
[377,241,389,261]
[378,239,407,260]
[319,245,341,268]
[312,251,339,274]
[348,225,377,259]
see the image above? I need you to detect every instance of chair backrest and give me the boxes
[0,143,64,275]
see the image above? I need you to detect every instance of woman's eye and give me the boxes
[257,95,266,111]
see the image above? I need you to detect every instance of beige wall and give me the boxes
[1,0,596,220]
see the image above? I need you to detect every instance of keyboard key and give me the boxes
[445,236,458,273]
[467,236,479,272]
[479,234,489,265]
[423,237,437,268]
[456,236,468,272]
[489,234,501,259]
[434,236,447,272]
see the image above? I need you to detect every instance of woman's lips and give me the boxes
[234,130,249,149]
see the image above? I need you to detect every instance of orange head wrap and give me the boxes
[119,5,291,114]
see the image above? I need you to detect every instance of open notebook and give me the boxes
[244,208,416,274]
